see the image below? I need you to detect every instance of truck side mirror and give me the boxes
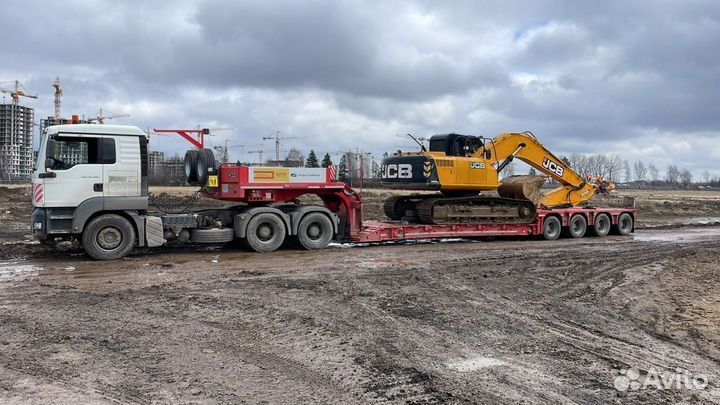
[45,139,56,170]
[485,150,492,160]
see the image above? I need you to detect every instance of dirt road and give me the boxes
[1,226,719,404]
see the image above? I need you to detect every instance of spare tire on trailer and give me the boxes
[190,228,234,244]
[196,148,217,186]
[184,150,199,184]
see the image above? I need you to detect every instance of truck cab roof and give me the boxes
[45,124,146,137]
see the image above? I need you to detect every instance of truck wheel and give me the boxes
[244,213,286,252]
[184,150,199,184]
[82,214,135,260]
[542,216,561,240]
[296,212,334,250]
[590,213,611,237]
[613,212,634,235]
[190,228,234,244]
[568,214,587,238]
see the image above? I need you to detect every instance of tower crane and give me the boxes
[247,150,265,165]
[263,131,299,162]
[0,80,38,105]
[87,108,131,124]
[52,78,62,119]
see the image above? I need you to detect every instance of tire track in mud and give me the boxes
[2,229,720,404]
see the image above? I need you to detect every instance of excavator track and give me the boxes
[416,196,537,225]
[383,195,430,221]
[385,194,537,225]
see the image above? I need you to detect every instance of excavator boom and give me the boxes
[488,132,596,208]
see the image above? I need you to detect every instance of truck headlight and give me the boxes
[33,222,43,230]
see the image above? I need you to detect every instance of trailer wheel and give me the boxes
[184,150,199,184]
[567,214,587,238]
[542,216,561,240]
[613,212,634,235]
[296,212,334,250]
[244,213,286,252]
[590,213,611,237]
[82,214,135,260]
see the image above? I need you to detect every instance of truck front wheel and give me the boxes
[82,214,136,260]
[243,213,286,252]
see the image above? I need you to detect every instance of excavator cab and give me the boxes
[429,133,485,157]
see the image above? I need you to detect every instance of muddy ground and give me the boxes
[1,185,720,404]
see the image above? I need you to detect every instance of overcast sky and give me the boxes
[3,0,720,176]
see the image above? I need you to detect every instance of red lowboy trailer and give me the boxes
[203,165,635,245]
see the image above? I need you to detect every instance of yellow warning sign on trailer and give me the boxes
[251,168,290,183]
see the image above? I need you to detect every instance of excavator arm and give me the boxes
[484,132,596,208]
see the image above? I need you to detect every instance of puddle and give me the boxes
[634,227,720,243]
[0,261,42,281]
[447,356,507,371]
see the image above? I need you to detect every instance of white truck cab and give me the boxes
[32,124,153,259]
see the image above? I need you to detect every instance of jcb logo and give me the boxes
[470,162,486,169]
[382,164,413,179]
[542,157,564,177]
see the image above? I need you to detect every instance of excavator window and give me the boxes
[429,133,484,157]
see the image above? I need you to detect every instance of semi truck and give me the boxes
[30,124,635,260]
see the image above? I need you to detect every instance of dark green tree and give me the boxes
[561,156,572,168]
[320,153,333,168]
[529,167,537,175]
[305,150,319,168]
[338,154,349,184]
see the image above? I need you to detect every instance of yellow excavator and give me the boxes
[380,131,602,224]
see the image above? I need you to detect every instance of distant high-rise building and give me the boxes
[0,104,35,181]
[54,140,89,166]
[148,151,185,185]
[149,151,165,177]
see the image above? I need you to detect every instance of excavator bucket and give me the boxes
[497,175,547,205]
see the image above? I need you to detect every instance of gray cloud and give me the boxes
[2,0,719,175]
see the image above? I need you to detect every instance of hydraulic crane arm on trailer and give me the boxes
[31,125,635,260]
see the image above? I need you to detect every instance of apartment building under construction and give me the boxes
[0,104,34,181]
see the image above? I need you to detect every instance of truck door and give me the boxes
[42,135,107,207]
[102,135,140,197]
